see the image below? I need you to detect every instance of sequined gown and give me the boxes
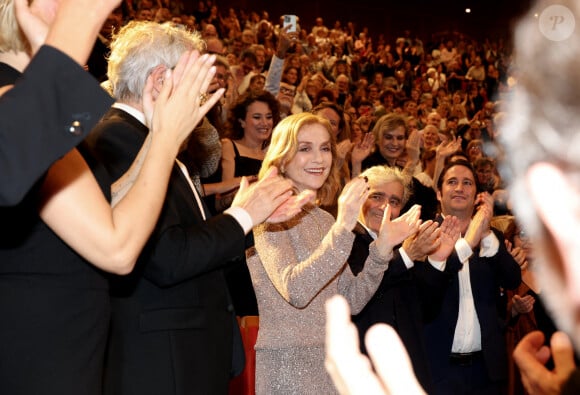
[247,205,390,394]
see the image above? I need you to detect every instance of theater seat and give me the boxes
[228,315,259,395]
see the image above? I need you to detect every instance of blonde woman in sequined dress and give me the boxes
[247,112,422,394]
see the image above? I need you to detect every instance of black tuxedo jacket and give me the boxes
[0,45,112,206]
[347,223,456,393]
[87,108,246,395]
[423,226,521,384]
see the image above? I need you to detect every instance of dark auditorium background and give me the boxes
[212,0,533,42]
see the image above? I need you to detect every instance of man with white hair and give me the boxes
[348,165,461,393]
[86,21,301,395]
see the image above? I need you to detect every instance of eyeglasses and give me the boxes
[280,86,296,96]
[368,193,402,208]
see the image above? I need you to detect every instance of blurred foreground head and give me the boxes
[501,0,580,348]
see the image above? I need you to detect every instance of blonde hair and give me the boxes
[260,113,340,206]
[0,0,27,53]
[108,21,205,102]
[372,113,408,142]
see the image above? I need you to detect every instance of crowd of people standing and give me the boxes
[1,0,568,394]
[85,2,548,393]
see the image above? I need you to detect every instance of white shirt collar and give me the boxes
[359,221,378,240]
[112,102,147,126]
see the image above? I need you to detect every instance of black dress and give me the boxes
[0,60,111,395]
[231,140,263,177]
[0,143,111,395]
[0,62,20,86]
[224,140,262,316]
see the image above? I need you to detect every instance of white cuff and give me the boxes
[455,238,474,263]
[224,206,253,235]
[479,231,499,257]
[427,257,446,271]
[399,247,415,269]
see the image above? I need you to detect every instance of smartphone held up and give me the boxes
[283,14,298,33]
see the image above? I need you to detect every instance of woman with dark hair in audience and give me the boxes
[282,65,301,87]
[218,90,280,201]
[214,90,280,315]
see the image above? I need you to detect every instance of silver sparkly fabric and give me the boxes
[248,205,391,395]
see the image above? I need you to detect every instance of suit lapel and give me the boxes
[174,164,211,220]
[104,107,214,223]
[353,222,374,243]
[109,108,212,221]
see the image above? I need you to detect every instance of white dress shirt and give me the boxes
[360,222,446,272]
[451,233,499,353]
[112,103,254,234]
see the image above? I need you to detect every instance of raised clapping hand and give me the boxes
[351,133,374,163]
[325,295,427,395]
[231,167,298,226]
[147,51,225,148]
[436,135,462,159]
[266,188,316,223]
[19,0,122,63]
[513,331,576,395]
[336,140,355,162]
[376,204,422,259]
[350,133,374,177]
[336,177,371,231]
[402,220,439,261]
[464,192,493,249]
[406,129,421,165]
[429,215,461,261]
[512,294,535,315]
[14,0,57,54]
[505,239,528,270]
